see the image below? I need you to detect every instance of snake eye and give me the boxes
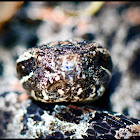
[16,57,36,80]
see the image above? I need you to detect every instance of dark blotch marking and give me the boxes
[51,131,64,139]
[27,104,38,114]
[54,105,83,124]
[26,34,39,49]
[115,114,135,125]
[64,131,75,136]
[31,115,42,121]
[78,88,92,99]
[106,117,125,129]
[20,127,28,135]
[92,122,110,134]
[125,25,140,45]
[106,30,116,50]
[82,134,96,139]
[81,33,96,41]
[20,114,29,135]
[129,48,140,79]
[98,134,115,139]
[89,112,104,123]
[86,128,97,136]
[45,67,55,73]
[0,61,3,76]
[109,68,122,93]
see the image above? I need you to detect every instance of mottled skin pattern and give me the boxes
[16,40,112,103]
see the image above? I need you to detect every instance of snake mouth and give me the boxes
[31,79,72,103]
[31,79,94,103]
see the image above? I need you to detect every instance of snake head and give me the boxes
[16,40,113,103]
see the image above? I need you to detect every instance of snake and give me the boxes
[14,39,140,139]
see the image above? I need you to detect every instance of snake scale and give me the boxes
[0,2,140,139]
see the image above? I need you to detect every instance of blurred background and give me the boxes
[0,1,140,119]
